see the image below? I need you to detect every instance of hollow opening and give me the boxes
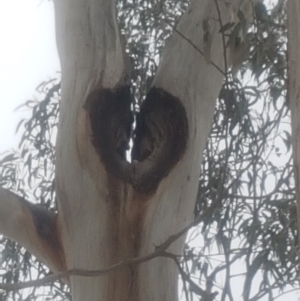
[85,86,188,193]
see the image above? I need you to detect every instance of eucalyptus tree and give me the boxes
[0,1,239,300]
[0,0,298,301]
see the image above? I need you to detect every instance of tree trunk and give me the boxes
[0,1,239,300]
[287,0,300,259]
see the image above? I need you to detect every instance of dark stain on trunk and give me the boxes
[24,200,66,271]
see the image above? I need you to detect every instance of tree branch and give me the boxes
[0,187,66,273]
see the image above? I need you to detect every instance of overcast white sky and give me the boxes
[0,0,59,152]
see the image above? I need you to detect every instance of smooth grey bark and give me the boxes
[53,1,231,300]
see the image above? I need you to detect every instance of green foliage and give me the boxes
[0,0,297,300]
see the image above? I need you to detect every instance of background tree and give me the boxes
[0,0,298,301]
[288,0,300,261]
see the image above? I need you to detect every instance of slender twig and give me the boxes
[213,0,229,80]
[166,252,218,301]
[163,20,225,75]
[181,259,190,301]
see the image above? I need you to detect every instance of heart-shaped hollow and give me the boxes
[85,86,188,194]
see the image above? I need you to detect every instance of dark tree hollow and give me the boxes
[85,86,188,194]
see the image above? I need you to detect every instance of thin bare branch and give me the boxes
[164,20,225,75]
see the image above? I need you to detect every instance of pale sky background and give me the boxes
[0,0,59,152]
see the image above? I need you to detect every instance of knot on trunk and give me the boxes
[85,86,188,194]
